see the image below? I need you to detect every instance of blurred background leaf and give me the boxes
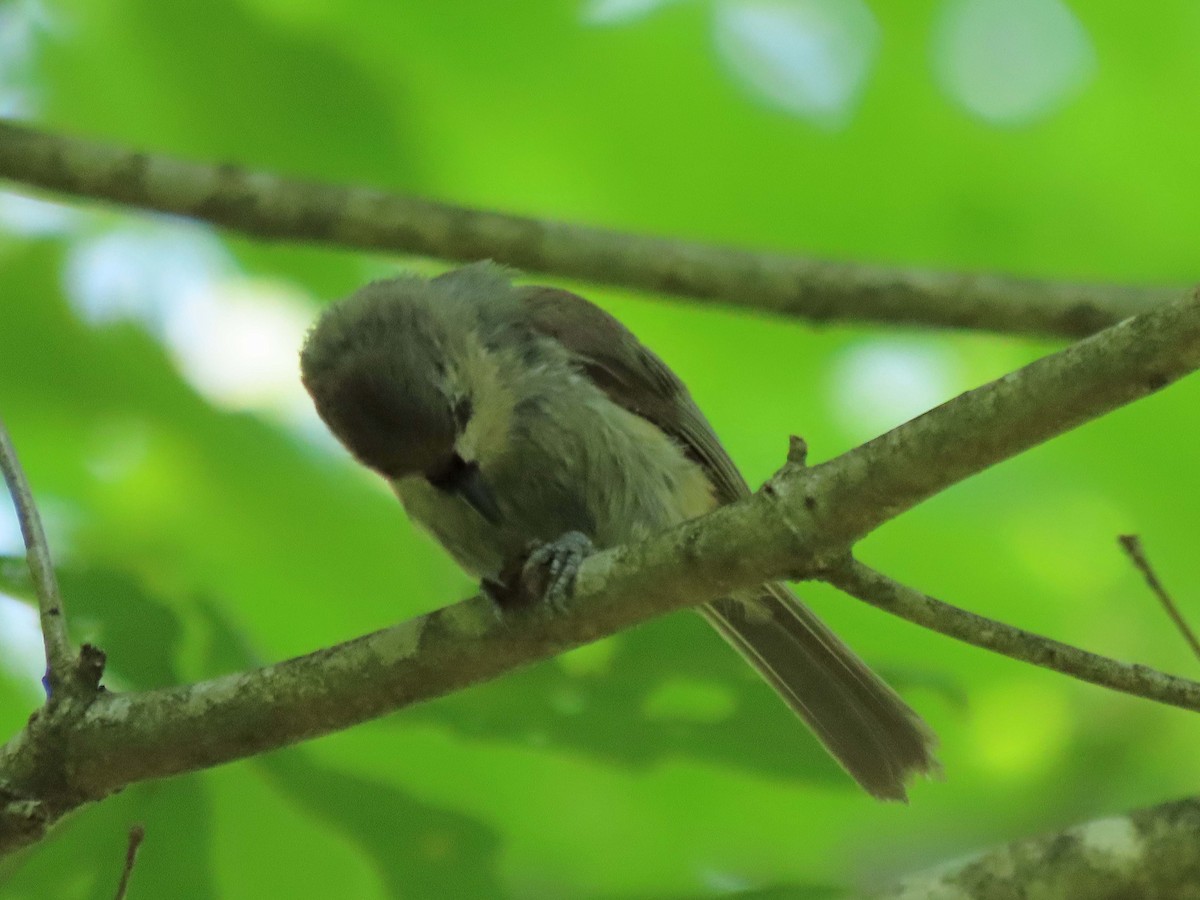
[3,0,1200,896]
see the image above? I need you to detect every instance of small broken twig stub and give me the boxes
[786,434,809,466]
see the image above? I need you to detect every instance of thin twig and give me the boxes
[0,119,1179,340]
[113,824,145,900]
[0,417,72,691]
[1118,534,1200,662]
[824,557,1200,713]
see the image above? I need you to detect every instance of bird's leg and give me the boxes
[483,531,595,615]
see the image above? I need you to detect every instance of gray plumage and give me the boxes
[300,262,938,800]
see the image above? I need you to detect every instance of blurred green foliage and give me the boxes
[2,0,1200,896]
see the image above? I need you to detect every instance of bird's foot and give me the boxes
[524,531,594,613]
[484,531,594,615]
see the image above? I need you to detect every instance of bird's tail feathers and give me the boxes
[702,584,939,800]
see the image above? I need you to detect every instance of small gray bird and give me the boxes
[300,262,937,800]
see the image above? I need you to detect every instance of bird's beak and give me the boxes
[457,464,504,524]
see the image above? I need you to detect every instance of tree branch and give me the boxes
[871,796,1200,899]
[0,119,1178,339]
[0,417,72,694]
[823,558,1200,711]
[3,285,1200,855]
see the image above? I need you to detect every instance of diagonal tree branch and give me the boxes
[824,558,1200,711]
[0,119,1179,339]
[3,285,1200,855]
[0,417,72,693]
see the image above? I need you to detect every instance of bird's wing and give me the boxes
[517,285,749,503]
[519,285,939,799]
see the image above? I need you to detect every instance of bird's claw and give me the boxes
[523,531,593,613]
[486,531,594,615]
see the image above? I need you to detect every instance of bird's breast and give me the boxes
[396,384,716,579]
